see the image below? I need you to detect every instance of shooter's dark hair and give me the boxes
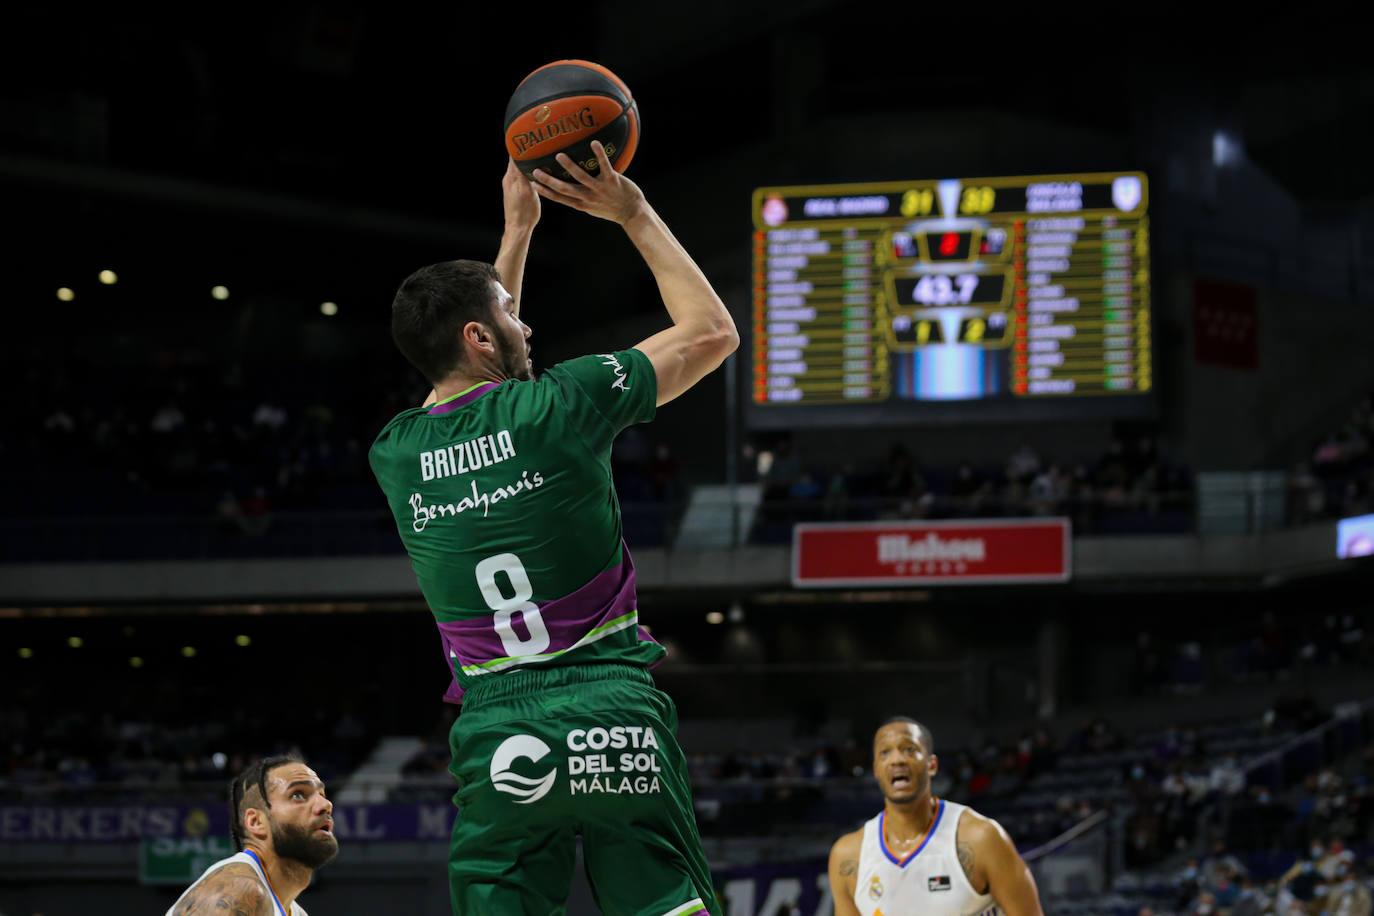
[878,716,935,755]
[229,754,304,851]
[391,260,502,387]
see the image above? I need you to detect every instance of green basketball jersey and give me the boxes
[369,348,665,701]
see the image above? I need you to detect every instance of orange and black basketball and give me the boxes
[503,60,639,181]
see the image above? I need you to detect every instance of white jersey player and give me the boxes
[166,755,337,916]
[829,718,1044,916]
[166,850,309,916]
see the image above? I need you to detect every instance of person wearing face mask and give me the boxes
[1319,837,1357,882]
[1187,890,1218,916]
[1327,861,1371,916]
[1280,840,1325,905]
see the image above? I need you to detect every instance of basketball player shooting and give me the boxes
[369,140,736,915]
[829,718,1045,916]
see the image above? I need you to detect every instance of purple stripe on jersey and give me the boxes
[439,623,466,704]
[435,544,658,702]
[428,382,500,415]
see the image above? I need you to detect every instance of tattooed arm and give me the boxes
[827,829,863,916]
[956,811,1044,916]
[173,863,274,916]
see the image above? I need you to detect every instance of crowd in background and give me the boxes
[1,357,683,558]
[750,432,1194,538]
[1287,389,1374,526]
[1130,613,1370,698]
[13,364,1374,559]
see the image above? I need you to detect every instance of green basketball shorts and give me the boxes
[447,663,720,916]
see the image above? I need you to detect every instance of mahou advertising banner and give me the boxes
[792,518,1071,586]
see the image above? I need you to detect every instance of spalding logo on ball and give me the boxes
[504,60,639,181]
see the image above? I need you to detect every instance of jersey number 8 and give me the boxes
[475,553,551,658]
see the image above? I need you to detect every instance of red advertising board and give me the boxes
[792,518,1071,587]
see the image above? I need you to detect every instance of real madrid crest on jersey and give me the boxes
[868,875,884,900]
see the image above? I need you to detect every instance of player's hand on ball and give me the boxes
[502,157,540,231]
[531,141,645,225]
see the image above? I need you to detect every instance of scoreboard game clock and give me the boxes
[749,172,1153,427]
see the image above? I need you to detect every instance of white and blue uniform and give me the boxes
[854,799,998,916]
[164,849,309,916]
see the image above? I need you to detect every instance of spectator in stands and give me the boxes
[1125,806,1162,867]
[1074,717,1124,754]
[1229,875,1266,916]
[1096,438,1130,506]
[1316,834,1355,881]
[1185,889,1217,916]
[1174,858,1204,911]
[1064,461,1097,530]
[1327,860,1371,916]
[879,442,919,499]
[1005,442,1041,485]
[1288,461,1326,524]
[238,486,272,536]
[1208,752,1246,800]
[1125,435,1159,480]
[215,490,244,534]
[1027,463,1067,516]
[1169,642,1206,693]
[1279,839,1327,906]
[1199,839,1247,888]
[822,462,854,519]
[950,461,992,515]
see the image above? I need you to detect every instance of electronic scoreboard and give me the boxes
[749,172,1153,427]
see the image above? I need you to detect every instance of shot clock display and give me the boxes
[749,172,1153,427]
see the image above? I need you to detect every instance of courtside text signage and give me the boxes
[792,518,1071,586]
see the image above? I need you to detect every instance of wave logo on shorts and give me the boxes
[490,734,557,804]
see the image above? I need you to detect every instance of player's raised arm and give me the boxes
[423,159,541,408]
[495,157,540,315]
[827,830,863,916]
[531,141,738,406]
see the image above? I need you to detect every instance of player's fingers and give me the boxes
[590,141,614,175]
[554,152,597,186]
[531,181,586,210]
[530,168,585,200]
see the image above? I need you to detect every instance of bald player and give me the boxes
[166,755,338,916]
[828,717,1044,916]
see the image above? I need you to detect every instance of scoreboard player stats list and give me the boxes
[751,172,1151,406]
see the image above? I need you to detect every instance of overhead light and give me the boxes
[1213,131,1242,168]
[211,285,230,300]
[130,656,144,668]
[235,635,251,647]
[67,636,83,648]
[99,269,118,285]
[18,648,33,659]
[706,611,724,625]
[181,646,197,657]
[320,301,338,316]
[56,287,75,301]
